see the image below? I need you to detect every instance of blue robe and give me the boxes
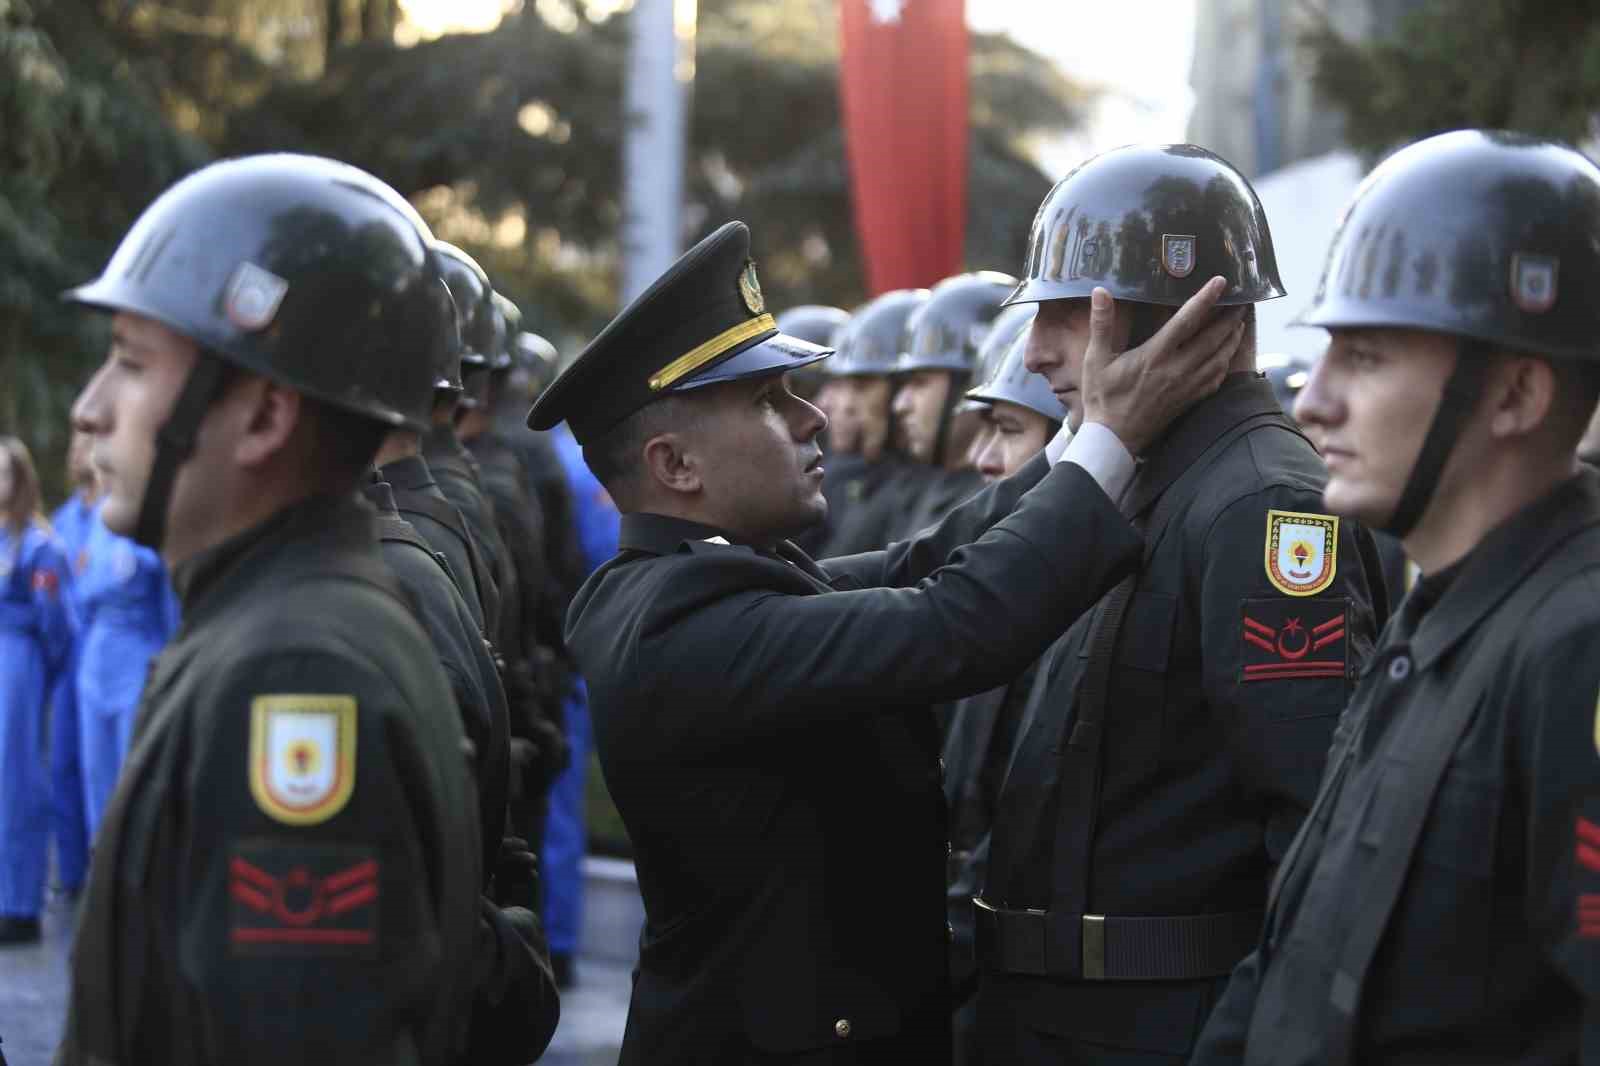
[48,492,95,891]
[74,506,178,838]
[0,524,73,918]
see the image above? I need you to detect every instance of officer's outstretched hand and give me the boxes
[1080,277,1245,455]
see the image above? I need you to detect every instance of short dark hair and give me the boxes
[581,395,698,499]
[1545,354,1600,446]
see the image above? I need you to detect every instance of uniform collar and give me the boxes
[378,454,437,492]
[617,511,741,556]
[1407,467,1600,671]
[1124,372,1289,519]
[170,492,373,621]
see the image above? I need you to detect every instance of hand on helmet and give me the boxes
[1080,277,1245,455]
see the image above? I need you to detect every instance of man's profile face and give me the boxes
[972,401,1055,483]
[1294,327,1457,527]
[688,373,829,542]
[839,375,894,461]
[816,378,862,454]
[892,369,952,462]
[1025,297,1141,433]
[72,312,200,538]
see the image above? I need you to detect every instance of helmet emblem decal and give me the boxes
[738,260,766,315]
[1510,253,1558,314]
[225,262,289,332]
[1162,234,1197,279]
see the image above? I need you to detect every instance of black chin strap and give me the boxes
[1382,340,1493,539]
[133,356,231,550]
[932,369,970,467]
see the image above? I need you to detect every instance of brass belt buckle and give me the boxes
[1082,914,1107,980]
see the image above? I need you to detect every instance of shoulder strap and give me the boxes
[393,487,496,626]
[375,513,460,589]
[1049,411,1293,920]
[1322,522,1600,1065]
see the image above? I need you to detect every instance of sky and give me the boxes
[395,0,1200,172]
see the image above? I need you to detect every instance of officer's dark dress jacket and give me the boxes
[382,454,493,637]
[978,374,1384,1063]
[566,454,1145,1064]
[57,494,482,1066]
[1191,469,1600,1066]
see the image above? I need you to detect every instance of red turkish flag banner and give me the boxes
[839,0,969,295]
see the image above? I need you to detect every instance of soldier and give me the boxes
[941,308,1065,1065]
[423,243,513,646]
[0,437,73,946]
[525,219,1248,1064]
[974,144,1387,1065]
[461,295,570,851]
[892,272,1017,538]
[58,154,482,1063]
[817,288,931,557]
[1189,130,1600,1066]
[963,306,1054,484]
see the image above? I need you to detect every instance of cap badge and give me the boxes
[1264,509,1338,597]
[1511,253,1558,314]
[1162,234,1197,279]
[225,261,290,332]
[739,260,766,315]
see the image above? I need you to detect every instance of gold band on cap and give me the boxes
[649,314,777,392]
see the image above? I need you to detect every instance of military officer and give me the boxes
[526,219,1249,1064]
[817,288,931,557]
[58,154,482,1064]
[891,272,1017,538]
[975,144,1387,1065]
[1189,130,1600,1066]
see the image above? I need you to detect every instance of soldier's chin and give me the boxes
[99,493,140,538]
[1320,478,1385,526]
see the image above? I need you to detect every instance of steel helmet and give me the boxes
[830,289,929,377]
[1295,129,1600,361]
[964,306,1065,425]
[67,153,455,432]
[435,242,496,370]
[1007,143,1285,309]
[900,272,1018,375]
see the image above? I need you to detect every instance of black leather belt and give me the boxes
[972,898,1263,981]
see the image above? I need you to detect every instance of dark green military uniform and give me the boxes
[382,453,495,637]
[59,496,483,1065]
[424,423,510,641]
[1189,129,1600,1066]
[527,221,1156,1065]
[976,374,1384,1062]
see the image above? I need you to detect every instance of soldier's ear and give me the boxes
[642,432,702,496]
[1485,353,1555,441]
[230,376,303,471]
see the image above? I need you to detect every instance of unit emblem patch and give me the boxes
[1162,234,1197,279]
[1239,598,1348,684]
[1264,509,1339,597]
[229,840,378,955]
[1510,252,1558,314]
[249,694,356,826]
[225,261,290,332]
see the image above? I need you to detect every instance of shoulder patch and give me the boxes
[249,695,357,826]
[1240,597,1348,685]
[1264,509,1339,597]
[230,840,378,955]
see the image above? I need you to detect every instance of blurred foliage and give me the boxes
[2,0,1090,501]
[1305,0,1600,164]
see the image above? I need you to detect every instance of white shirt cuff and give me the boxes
[1058,421,1136,503]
